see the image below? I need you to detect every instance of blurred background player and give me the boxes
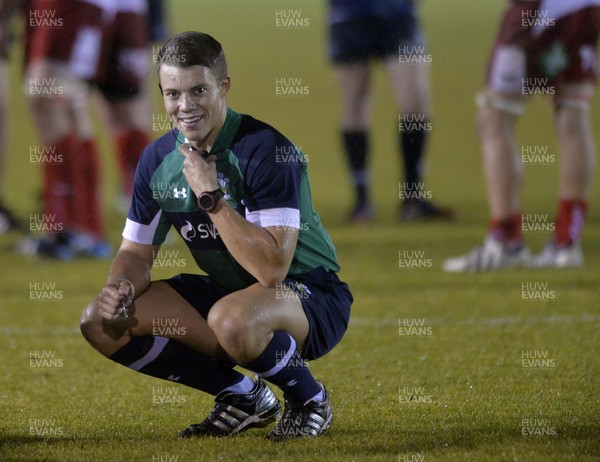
[0,0,23,233]
[146,0,167,44]
[94,0,167,213]
[444,0,600,272]
[20,0,151,259]
[91,0,161,212]
[327,0,454,223]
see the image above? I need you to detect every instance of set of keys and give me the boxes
[116,280,134,319]
[118,292,133,319]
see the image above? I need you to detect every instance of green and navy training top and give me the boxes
[123,108,339,291]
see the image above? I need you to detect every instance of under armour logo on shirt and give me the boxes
[173,188,187,199]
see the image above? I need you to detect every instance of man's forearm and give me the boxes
[208,200,295,287]
[178,142,296,286]
[107,249,153,299]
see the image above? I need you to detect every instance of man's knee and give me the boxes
[555,83,595,111]
[207,298,247,343]
[554,95,593,139]
[208,298,262,362]
[80,301,129,356]
[476,90,523,123]
[80,301,99,342]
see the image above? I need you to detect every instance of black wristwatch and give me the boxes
[197,188,224,213]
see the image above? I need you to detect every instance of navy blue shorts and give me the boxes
[329,14,423,64]
[163,267,352,361]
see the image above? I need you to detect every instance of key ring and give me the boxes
[118,292,133,318]
[116,279,135,319]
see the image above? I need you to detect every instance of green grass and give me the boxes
[1,0,600,460]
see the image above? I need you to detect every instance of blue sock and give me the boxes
[109,336,251,396]
[342,130,369,205]
[242,331,322,405]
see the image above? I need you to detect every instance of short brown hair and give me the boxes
[156,31,228,81]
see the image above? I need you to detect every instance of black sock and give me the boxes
[400,117,428,196]
[242,331,322,405]
[109,336,248,396]
[342,130,369,205]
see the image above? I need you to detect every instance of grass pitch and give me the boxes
[1,1,600,461]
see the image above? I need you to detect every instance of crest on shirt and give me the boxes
[291,281,311,300]
[217,173,232,200]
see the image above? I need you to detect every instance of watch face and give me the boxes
[199,194,214,211]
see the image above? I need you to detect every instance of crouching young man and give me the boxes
[80,31,352,439]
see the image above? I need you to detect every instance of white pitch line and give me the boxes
[1,314,599,336]
[350,314,600,327]
[1,327,80,336]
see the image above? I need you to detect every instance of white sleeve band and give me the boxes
[122,211,163,245]
[245,207,300,229]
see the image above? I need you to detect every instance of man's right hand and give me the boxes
[96,280,134,322]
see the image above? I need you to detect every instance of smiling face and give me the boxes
[159,64,230,148]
